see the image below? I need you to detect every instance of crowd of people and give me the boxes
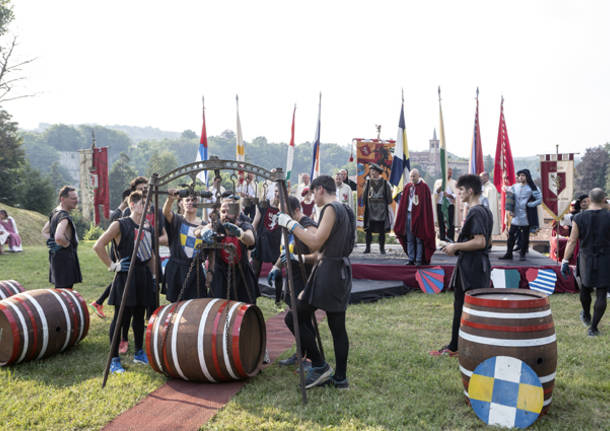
[38,165,608,387]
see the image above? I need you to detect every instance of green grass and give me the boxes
[1,245,609,430]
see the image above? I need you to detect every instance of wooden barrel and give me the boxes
[0,280,25,299]
[459,288,557,414]
[145,298,266,382]
[0,288,90,366]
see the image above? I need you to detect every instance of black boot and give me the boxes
[363,244,371,254]
[380,245,386,255]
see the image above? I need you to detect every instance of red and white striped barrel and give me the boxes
[0,280,25,299]
[459,288,557,414]
[145,298,266,382]
[0,288,90,366]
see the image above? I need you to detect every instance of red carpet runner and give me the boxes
[103,310,322,431]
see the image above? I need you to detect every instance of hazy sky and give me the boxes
[6,1,610,157]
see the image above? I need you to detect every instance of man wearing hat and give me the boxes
[500,168,541,261]
[362,163,393,254]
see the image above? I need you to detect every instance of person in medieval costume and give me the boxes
[362,163,392,254]
[42,186,82,289]
[394,169,436,265]
[162,189,207,302]
[196,196,259,304]
[0,209,22,253]
[251,187,282,283]
[432,167,458,242]
[93,191,156,374]
[480,172,501,236]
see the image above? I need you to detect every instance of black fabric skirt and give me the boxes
[108,264,155,307]
[164,258,207,302]
[49,247,82,287]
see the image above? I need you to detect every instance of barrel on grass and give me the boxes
[0,288,90,365]
[146,298,266,382]
[0,280,24,299]
[458,288,557,414]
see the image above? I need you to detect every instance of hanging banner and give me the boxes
[539,153,575,221]
[355,138,395,229]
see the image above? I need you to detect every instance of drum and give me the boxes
[459,288,557,414]
[0,288,89,365]
[145,298,266,382]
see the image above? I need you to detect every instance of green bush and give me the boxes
[83,223,104,241]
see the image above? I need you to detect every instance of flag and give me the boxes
[235,95,245,162]
[310,92,321,180]
[490,268,521,289]
[196,96,208,184]
[92,146,109,225]
[493,97,516,233]
[468,87,484,175]
[285,104,296,181]
[389,90,410,188]
[438,87,449,218]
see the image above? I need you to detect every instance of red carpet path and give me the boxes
[103,310,324,431]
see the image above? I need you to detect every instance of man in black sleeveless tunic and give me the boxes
[562,188,610,336]
[251,187,282,283]
[430,175,493,357]
[196,197,259,304]
[93,191,156,374]
[268,196,318,366]
[278,175,355,389]
[42,186,82,289]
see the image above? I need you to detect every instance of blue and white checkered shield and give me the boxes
[179,222,202,259]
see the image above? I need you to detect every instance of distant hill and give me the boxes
[32,123,181,143]
[0,203,47,246]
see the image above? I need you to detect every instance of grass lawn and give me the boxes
[0,245,608,430]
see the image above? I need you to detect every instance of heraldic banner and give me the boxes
[539,153,575,221]
[355,138,395,229]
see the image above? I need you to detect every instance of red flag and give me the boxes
[92,147,110,225]
[468,88,484,175]
[493,97,515,233]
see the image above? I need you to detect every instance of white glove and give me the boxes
[108,261,121,273]
[277,213,301,232]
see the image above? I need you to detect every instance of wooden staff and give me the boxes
[276,178,307,404]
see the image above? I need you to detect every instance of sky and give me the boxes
[6,0,610,158]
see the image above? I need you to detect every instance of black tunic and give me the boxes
[363,178,392,232]
[210,214,259,304]
[283,215,317,306]
[163,213,207,302]
[48,209,82,288]
[574,209,610,288]
[108,217,156,307]
[451,205,493,292]
[303,202,354,312]
[252,203,282,263]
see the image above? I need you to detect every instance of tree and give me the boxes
[148,150,178,177]
[181,129,197,140]
[108,153,137,208]
[43,124,86,151]
[0,108,25,205]
[575,145,610,196]
[49,162,74,192]
[79,125,131,164]
[19,165,54,214]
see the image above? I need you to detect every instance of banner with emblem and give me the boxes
[539,153,575,221]
[354,138,395,229]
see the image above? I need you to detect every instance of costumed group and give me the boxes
[41,165,609,390]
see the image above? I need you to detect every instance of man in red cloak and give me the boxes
[394,169,436,265]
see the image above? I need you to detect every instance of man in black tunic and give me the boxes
[251,187,282,284]
[42,186,82,289]
[362,163,393,254]
[278,175,355,389]
[430,175,493,357]
[562,188,610,336]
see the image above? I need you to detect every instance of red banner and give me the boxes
[539,153,574,220]
[92,147,109,225]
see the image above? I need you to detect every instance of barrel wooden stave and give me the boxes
[0,280,25,300]
[458,288,557,413]
[0,288,89,366]
[146,298,265,382]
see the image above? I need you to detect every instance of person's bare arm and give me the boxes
[163,189,178,224]
[252,206,262,230]
[240,228,255,247]
[443,234,486,256]
[158,226,168,246]
[42,221,50,240]
[292,206,335,252]
[93,221,121,269]
[54,219,71,248]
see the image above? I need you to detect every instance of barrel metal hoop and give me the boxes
[462,306,551,319]
[21,292,49,360]
[223,302,241,380]
[11,296,38,361]
[170,300,192,381]
[466,295,548,309]
[0,303,21,365]
[231,304,250,377]
[459,329,556,347]
[198,299,220,382]
[5,299,28,363]
[211,300,231,381]
[48,289,72,352]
